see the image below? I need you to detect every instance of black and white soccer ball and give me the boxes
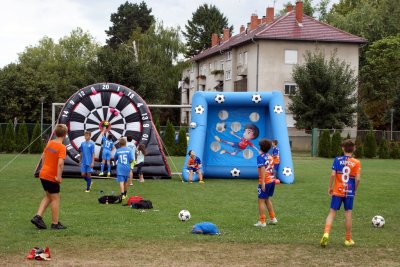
[230,168,240,177]
[215,94,225,104]
[273,105,284,114]
[282,167,293,176]
[251,94,262,103]
[372,215,385,228]
[194,105,205,114]
[178,210,191,222]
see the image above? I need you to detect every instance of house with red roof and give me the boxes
[180,1,367,149]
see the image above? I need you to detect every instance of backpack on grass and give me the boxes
[131,199,153,209]
[98,195,122,204]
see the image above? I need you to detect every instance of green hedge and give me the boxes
[318,130,331,158]
[364,130,377,158]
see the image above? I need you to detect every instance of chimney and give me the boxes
[250,14,259,30]
[240,25,245,33]
[211,33,219,47]
[287,4,293,12]
[266,7,274,23]
[296,0,303,23]
[223,28,230,42]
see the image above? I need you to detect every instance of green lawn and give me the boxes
[0,154,399,266]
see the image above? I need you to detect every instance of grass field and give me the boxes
[0,153,399,266]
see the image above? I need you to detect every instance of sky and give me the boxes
[0,0,338,68]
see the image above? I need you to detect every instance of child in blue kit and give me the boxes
[99,129,114,177]
[79,131,95,192]
[114,138,134,200]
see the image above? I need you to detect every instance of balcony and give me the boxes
[196,75,206,85]
[237,65,247,76]
[211,70,224,82]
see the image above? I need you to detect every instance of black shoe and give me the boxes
[51,222,67,230]
[31,215,47,229]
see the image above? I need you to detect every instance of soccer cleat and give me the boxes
[129,183,134,186]
[107,172,111,177]
[51,222,67,230]
[84,190,90,193]
[199,180,205,184]
[254,221,267,227]
[99,172,104,176]
[344,239,355,246]
[320,233,329,247]
[139,178,144,182]
[268,218,278,225]
[31,215,47,229]
[122,195,127,200]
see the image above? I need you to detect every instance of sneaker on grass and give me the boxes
[31,215,47,229]
[51,222,67,230]
[253,221,266,227]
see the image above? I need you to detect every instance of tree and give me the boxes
[105,1,154,48]
[16,121,29,153]
[302,0,315,17]
[289,51,357,130]
[30,122,44,154]
[377,138,390,159]
[0,124,3,152]
[389,142,399,159]
[360,35,400,130]
[163,120,176,156]
[183,4,232,57]
[318,130,331,158]
[363,130,377,158]
[354,136,364,158]
[4,121,16,153]
[331,131,342,157]
[176,128,188,156]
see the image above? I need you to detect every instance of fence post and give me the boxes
[311,128,318,157]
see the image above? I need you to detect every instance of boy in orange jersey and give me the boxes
[31,124,68,230]
[187,150,204,183]
[320,139,361,247]
[254,139,278,227]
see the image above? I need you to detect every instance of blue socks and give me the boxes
[107,164,111,173]
[100,164,104,173]
[84,176,92,190]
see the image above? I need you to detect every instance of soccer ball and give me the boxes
[178,210,191,222]
[273,105,284,114]
[282,167,293,176]
[251,94,262,103]
[190,122,197,129]
[194,105,205,114]
[230,168,240,177]
[215,94,225,104]
[372,215,385,228]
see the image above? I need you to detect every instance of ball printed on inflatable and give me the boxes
[178,210,191,222]
[190,122,197,129]
[372,215,385,228]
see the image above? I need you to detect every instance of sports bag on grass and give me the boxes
[131,199,153,209]
[98,195,122,204]
[127,196,143,206]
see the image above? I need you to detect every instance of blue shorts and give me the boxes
[274,164,279,171]
[80,164,93,174]
[188,167,200,172]
[330,195,354,211]
[117,175,128,183]
[258,182,275,199]
[102,149,111,160]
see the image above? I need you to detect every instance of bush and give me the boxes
[389,142,400,159]
[16,121,29,153]
[364,130,377,158]
[175,128,188,156]
[330,131,342,157]
[318,130,331,158]
[3,121,16,153]
[30,122,44,153]
[377,138,390,159]
[0,124,3,152]
[163,120,176,155]
[354,137,364,158]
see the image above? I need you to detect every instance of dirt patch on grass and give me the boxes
[3,242,399,267]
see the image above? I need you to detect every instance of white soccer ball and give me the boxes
[190,122,197,129]
[178,210,191,222]
[372,215,385,228]
[282,167,293,176]
[194,105,205,114]
[251,94,262,103]
[230,168,240,177]
[215,94,225,104]
[273,105,284,114]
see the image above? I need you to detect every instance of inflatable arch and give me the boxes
[182,91,294,184]
[35,83,171,178]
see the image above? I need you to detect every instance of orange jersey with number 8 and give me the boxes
[332,156,361,197]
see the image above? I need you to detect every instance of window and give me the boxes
[244,52,248,66]
[284,83,297,95]
[191,64,194,73]
[209,62,212,73]
[220,60,224,70]
[225,70,231,80]
[226,51,232,61]
[285,50,298,64]
[202,64,207,75]
[238,53,242,65]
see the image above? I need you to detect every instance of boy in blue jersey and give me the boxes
[99,129,114,177]
[79,131,95,192]
[271,140,280,180]
[126,135,137,186]
[115,138,134,200]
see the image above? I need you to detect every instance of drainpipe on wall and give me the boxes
[251,37,259,92]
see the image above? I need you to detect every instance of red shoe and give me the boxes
[44,247,51,258]
[26,248,36,260]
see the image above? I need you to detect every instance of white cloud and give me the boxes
[0,0,338,68]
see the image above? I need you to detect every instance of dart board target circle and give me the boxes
[58,83,151,162]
